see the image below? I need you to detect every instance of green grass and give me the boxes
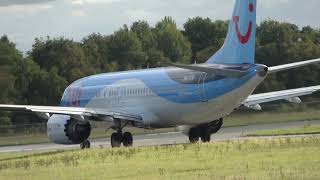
[0,137,319,180]
[224,109,320,127]
[247,125,320,137]
[0,109,319,147]
[0,135,49,147]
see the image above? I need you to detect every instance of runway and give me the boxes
[0,120,319,153]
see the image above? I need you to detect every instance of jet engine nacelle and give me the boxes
[47,115,91,145]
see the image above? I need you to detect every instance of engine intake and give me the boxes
[47,115,91,144]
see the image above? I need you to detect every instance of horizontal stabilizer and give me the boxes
[169,63,248,78]
[269,58,320,73]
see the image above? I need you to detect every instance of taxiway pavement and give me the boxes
[0,120,319,153]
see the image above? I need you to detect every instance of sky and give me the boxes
[0,0,319,52]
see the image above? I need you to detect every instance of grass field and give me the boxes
[0,136,319,180]
[223,109,320,127]
[0,109,319,147]
[247,125,320,137]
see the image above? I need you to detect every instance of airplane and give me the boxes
[0,0,320,149]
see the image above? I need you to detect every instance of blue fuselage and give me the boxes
[60,63,266,127]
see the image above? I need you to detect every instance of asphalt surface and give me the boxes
[0,120,319,153]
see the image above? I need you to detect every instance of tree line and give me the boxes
[0,17,319,125]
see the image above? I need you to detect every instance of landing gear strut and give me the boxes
[80,139,91,149]
[110,120,133,148]
[188,118,223,143]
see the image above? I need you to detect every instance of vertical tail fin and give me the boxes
[206,0,256,64]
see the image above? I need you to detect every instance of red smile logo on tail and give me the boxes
[234,3,254,44]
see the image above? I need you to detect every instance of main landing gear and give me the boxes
[111,131,133,148]
[188,118,223,143]
[79,130,133,149]
[110,120,133,148]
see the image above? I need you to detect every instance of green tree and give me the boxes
[154,17,192,63]
[30,37,96,82]
[0,35,22,66]
[196,45,221,63]
[131,21,157,52]
[0,36,22,102]
[108,26,146,70]
[145,48,170,68]
[256,20,320,93]
[82,33,111,72]
[184,17,228,61]
[0,35,24,125]
[12,58,41,104]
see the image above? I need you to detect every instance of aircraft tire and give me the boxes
[111,133,122,148]
[189,128,200,143]
[200,127,211,143]
[80,140,91,149]
[123,132,133,147]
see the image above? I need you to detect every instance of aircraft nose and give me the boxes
[257,65,268,77]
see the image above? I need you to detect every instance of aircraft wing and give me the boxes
[243,85,320,110]
[0,105,142,122]
[268,58,320,73]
